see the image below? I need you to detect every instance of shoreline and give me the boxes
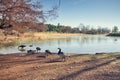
[1,51,120,56]
[1,50,120,55]
[107,33,120,37]
[0,52,120,80]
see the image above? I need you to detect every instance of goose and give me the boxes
[36,47,41,52]
[18,44,26,52]
[58,48,64,55]
[27,49,36,54]
[18,44,26,49]
[58,48,66,61]
[45,50,51,54]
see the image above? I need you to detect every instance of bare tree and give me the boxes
[0,0,58,30]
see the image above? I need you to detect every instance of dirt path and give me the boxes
[0,53,120,80]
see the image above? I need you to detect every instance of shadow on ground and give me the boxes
[57,59,117,80]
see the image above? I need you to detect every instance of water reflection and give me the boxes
[0,35,120,54]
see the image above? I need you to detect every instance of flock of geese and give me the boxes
[18,44,65,57]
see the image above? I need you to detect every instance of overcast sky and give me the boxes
[41,0,120,29]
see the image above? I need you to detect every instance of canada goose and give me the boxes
[18,44,26,52]
[18,44,26,49]
[36,47,41,52]
[58,48,66,61]
[27,50,36,54]
[58,48,64,55]
[45,50,51,54]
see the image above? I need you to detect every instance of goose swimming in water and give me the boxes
[18,44,26,52]
[18,44,26,49]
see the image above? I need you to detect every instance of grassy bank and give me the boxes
[107,33,120,36]
[0,32,86,48]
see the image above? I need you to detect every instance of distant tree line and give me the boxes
[26,23,119,34]
[47,24,119,34]
[26,23,80,33]
[45,24,80,33]
[78,23,111,34]
[43,23,111,34]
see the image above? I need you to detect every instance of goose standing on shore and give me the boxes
[58,48,66,61]
[58,48,64,55]
[36,47,41,52]
[45,49,52,56]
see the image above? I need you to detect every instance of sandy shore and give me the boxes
[0,52,120,80]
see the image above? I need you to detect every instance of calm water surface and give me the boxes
[0,35,120,54]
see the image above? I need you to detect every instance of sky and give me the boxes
[41,0,120,29]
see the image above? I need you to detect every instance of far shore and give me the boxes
[0,32,87,48]
[106,33,120,36]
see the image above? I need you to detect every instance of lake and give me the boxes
[0,35,120,54]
